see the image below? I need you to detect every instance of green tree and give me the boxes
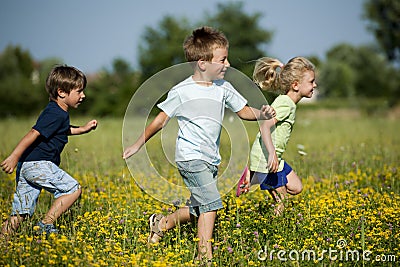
[204,2,273,76]
[137,2,272,80]
[138,16,192,82]
[363,0,400,63]
[319,43,398,101]
[84,58,140,116]
[0,45,44,116]
[318,61,356,98]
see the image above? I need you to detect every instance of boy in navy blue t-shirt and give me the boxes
[1,65,97,237]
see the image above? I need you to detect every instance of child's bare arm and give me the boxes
[1,129,41,173]
[123,112,170,159]
[236,105,276,121]
[69,120,98,135]
[260,119,279,173]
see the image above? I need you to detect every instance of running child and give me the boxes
[237,57,317,216]
[123,26,275,263]
[1,65,97,237]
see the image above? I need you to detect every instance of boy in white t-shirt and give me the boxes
[123,26,275,263]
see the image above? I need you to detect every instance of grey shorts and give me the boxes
[11,161,80,216]
[177,160,223,217]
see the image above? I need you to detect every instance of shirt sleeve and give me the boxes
[33,110,66,139]
[223,82,247,112]
[157,89,181,118]
[272,96,291,122]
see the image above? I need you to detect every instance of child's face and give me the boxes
[205,47,230,80]
[59,87,86,110]
[297,70,317,98]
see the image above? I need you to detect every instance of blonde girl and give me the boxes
[237,57,317,215]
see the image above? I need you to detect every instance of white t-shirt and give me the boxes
[157,76,247,165]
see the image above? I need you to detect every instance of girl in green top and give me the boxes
[237,57,317,215]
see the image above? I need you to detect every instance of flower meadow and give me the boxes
[0,109,399,266]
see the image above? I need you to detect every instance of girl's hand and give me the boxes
[267,152,279,173]
[261,105,276,120]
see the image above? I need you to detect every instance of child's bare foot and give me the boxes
[273,202,284,216]
[236,166,250,197]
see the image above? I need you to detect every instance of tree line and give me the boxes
[1,1,399,117]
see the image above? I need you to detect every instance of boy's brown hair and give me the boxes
[183,26,229,62]
[45,65,87,101]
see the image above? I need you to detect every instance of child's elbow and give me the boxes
[236,106,255,121]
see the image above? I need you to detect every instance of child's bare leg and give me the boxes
[150,206,193,243]
[42,187,82,224]
[286,170,302,195]
[161,206,193,230]
[268,186,287,215]
[1,215,26,236]
[197,210,217,261]
[268,170,302,215]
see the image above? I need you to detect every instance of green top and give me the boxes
[249,94,296,173]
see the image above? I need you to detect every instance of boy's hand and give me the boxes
[69,120,97,135]
[122,145,140,159]
[85,120,98,132]
[1,155,18,174]
[261,105,276,120]
[267,152,279,173]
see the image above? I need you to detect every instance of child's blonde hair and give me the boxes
[183,26,229,62]
[253,57,315,94]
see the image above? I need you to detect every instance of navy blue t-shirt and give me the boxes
[20,101,70,166]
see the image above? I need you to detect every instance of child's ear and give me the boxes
[292,81,299,92]
[57,88,67,98]
[197,60,207,71]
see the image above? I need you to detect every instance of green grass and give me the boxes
[0,106,399,266]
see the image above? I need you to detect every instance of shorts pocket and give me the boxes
[21,162,46,184]
[177,160,209,173]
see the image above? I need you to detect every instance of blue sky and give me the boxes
[0,0,375,73]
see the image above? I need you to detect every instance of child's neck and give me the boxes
[192,73,213,87]
[286,91,301,104]
[55,98,69,111]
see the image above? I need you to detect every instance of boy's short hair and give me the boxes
[183,26,229,62]
[45,65,87,101]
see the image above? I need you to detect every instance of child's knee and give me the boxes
[67,185,82,200]
[75,186,82,197]
[287,172,302,195]
[291,183,303,195]
[287,181,302,195]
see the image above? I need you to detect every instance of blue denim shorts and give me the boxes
[176,160,223,217]
[11,161,80,216]
[256,162,292,190]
